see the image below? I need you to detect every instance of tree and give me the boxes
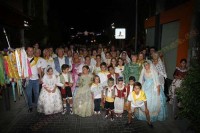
[177,48,200,132]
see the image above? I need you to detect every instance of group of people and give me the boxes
[24,43,187,126]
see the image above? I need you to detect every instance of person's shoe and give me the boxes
[28,108,33,112]
[105,115,108,118]
[111,118,114,121]
[147,122,153,128]
[132,114,135,119]
[125,122,132,127]
[62,110,66,115]
[119,114,122,117]
[115,114,118,117]
[70,110,73,115]
[94,111,97,115]
[97,111,101,115]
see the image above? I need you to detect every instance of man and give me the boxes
[34,49,46,75]
[26,46,42,112]
[123,52,140,84]
[53,48,70,76]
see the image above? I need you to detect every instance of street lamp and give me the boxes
[111,23,115,29]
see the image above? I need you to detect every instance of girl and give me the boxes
[110,58,117,68]
[114,77,126,117]
[115,58,124,77]
[73,65,94,117]
[169,59,187,118]
[91,75,103,115]
[37,66,63,115]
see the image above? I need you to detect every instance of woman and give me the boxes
[115,58,124,77]
[73,65,94,117]
[152,52,167,97]
[137,61,167,122]
[43,48,55,73]
[120,51,130,64]
[169,59,187,108]
[37,67,63,115]
[137,53,145,68]
[123,53,140,84]
[71,52,82,94]
[93,55,102,75]
[91,49,97,66]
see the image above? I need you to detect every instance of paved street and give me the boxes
[0,90,194,133]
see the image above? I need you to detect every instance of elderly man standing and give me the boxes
[26,46,42,112]
[53,48,71,76]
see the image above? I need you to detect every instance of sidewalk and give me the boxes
[0,89,195,133]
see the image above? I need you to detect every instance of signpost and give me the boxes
[115,28,126,39]
[115,28,126,50]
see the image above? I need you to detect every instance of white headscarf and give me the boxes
[120,51,131,63]
[153,57,167,85]
[139,60,160,92]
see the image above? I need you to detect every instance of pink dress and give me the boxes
[71,63,82,94]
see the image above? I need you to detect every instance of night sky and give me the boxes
[48,0,136,37]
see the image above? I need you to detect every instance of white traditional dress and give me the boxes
[114,85,126,114]
[37,74,63,115]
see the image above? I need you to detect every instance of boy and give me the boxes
[98,62,110,88]
[59,64,73,115]
[103,78,115,121]
[126,82,153,127]
[107,65,119,85]
[124,76,136,112]
[126,76,136,97]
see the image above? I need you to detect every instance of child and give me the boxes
[103,78,115,121]
[105,52,111,66]
[98,62,110,87]
[91,75,103,114]
[107,65,119,85]
[37,66,63,115]
[126,82,153,127]
[114,77,126,117]
[59,64,73,115]
[124,76,136,112]
[126,76,136,98]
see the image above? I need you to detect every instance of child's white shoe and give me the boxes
[62,110,66,115]
[70,110,73,115]
[105,115,108,118]
[94,111,97,115]
[97,111,101,115]
[111,118,114,121]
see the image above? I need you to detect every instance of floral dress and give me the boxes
[73,74,94,117]
[37,74,63,115]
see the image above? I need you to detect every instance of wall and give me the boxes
[144,0,194,66]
